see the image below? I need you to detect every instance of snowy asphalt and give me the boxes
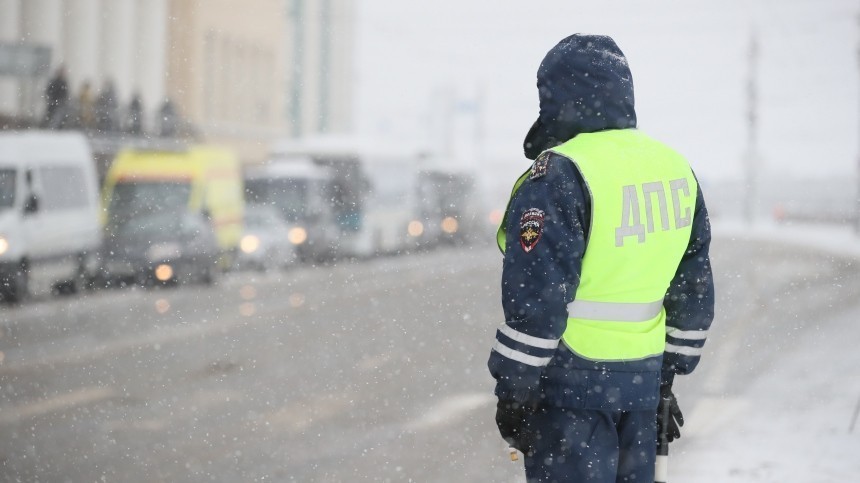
[0,225,859,482]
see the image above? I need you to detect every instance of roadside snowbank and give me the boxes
[713,218,860,260]
[673,218,860,481]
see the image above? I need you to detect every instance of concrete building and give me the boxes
[0,0,354,162]
[166,0,290,162]
[165,0,354,161]
[0,0,168,125]
[286,0,354,139]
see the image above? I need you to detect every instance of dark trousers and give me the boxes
[524,406,657,483]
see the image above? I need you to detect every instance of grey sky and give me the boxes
[355,0,859,183]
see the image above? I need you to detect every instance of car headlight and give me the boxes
[489,209,505,225]
[407,220,424,237]
[241,234,261,253]
[441,217,459,234]
[288,227,307,245]
[147,242,182,261]
[154,263,174,281]
[0,236,8,256]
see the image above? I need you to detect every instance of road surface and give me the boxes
[1,232,858,481]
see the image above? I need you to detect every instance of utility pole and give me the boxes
[474,81,485,167]
[289,0,305,138]
[318,0,331,133]
[440,86,455,159]
[855,12,860,234]
[743,29,760,225]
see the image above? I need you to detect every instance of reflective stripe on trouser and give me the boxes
[563,299,665,361]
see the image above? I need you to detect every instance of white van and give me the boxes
[0,131,101,302]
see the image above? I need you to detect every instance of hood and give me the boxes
[524,34,637,160]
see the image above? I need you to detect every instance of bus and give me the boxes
[416,165,485,246]
[243,158,340,262]
[270,137,425,258]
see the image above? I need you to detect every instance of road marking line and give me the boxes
[103,418,166,432]
[267,394,353,433]
[0,250,495,375]
[0,386,116,424]
[0,320,226,374]
[356,353,392,371]
[405,392,496,431]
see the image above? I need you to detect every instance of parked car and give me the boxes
[99,210,219,286]
[0,131,101,302]
[235,205,299,271]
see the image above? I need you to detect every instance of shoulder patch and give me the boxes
[519,208,545,253]
[529,152,550,180]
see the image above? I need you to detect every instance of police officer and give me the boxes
[488,34,714,482]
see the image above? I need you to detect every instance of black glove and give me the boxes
[495,399,538,453]
[657,384,684,442]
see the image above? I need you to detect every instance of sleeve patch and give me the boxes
[529,153,549,180]
[520,208,545,253]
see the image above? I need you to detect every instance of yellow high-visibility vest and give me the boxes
[500,129,697,361]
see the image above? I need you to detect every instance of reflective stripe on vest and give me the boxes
[495,129,697,362]
[567,299,664,322]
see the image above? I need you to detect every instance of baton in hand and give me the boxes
[654,394,671,483]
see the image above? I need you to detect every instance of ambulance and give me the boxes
[99,145,243,284]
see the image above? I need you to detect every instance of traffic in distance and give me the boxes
[0,131,492,303]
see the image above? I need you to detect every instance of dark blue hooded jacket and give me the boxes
[488,34,714,411]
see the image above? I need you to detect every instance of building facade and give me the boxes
[166,0,289,161]
[286,0,354,139]
[0,0,168,124]
[0,0,353,162]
